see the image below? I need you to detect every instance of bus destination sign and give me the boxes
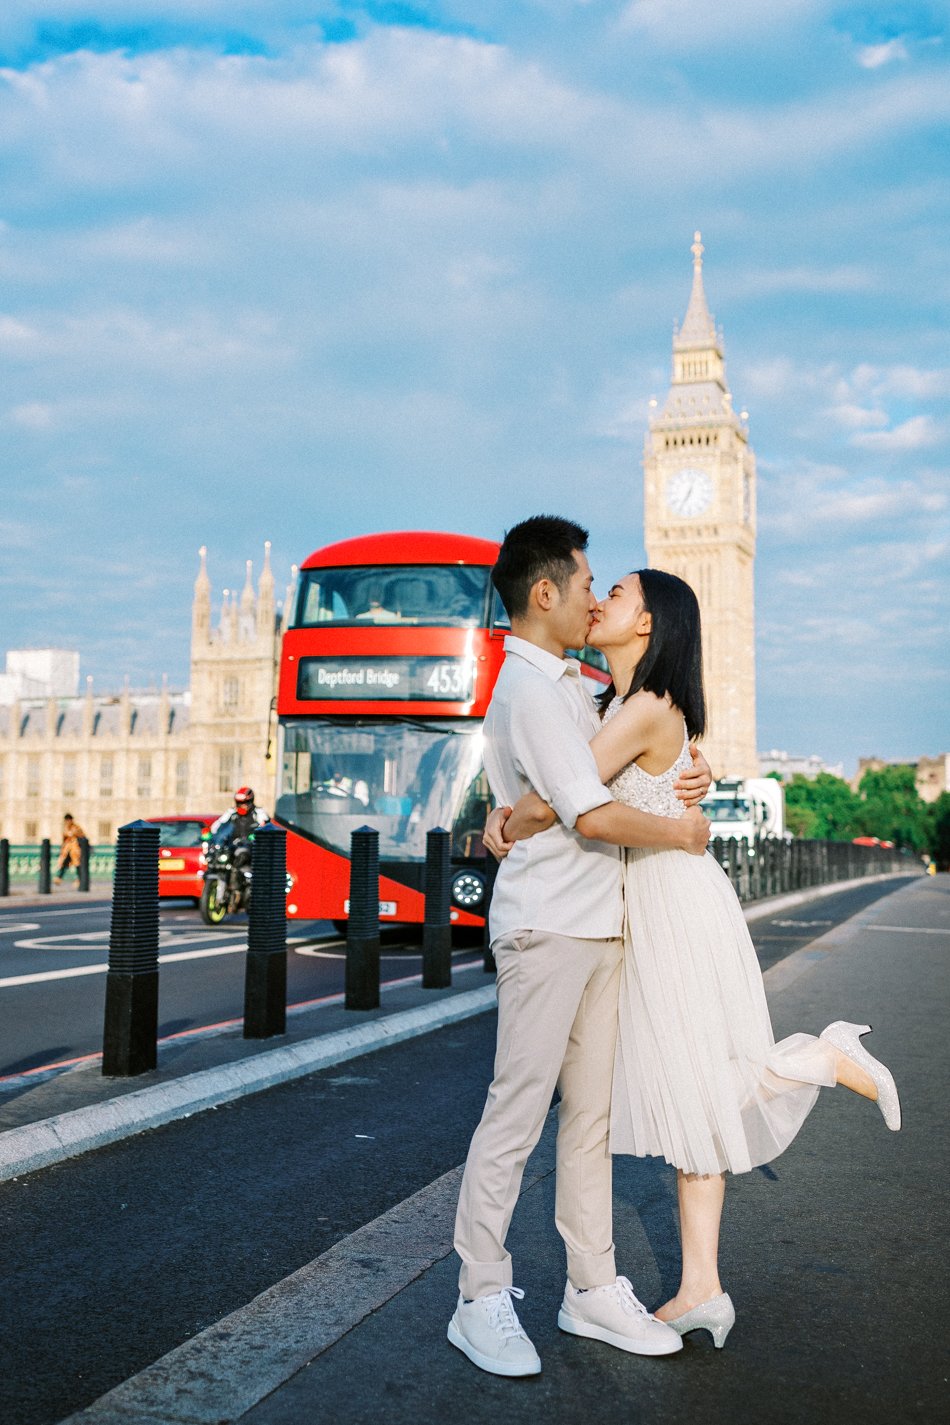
[297,656,476,703]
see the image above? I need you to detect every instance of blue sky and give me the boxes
[1,2,947,773]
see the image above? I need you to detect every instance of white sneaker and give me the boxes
[558,1276,683,1356]
[448,1286,542,1377]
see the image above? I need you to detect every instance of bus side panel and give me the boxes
[284,828,484,927]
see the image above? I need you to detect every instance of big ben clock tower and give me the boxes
[643,233,758,777]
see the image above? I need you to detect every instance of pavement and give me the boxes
[2,871,946,1424]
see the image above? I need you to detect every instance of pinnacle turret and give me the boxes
[675,231,719,351]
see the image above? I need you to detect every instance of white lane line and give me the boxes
[13,928,253,951]
[0,932,362,988]
[0,905,109,919]
[0,923,40,936]
[0,942,249,988]
[864,923,950,935]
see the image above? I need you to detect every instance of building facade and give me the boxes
[854,754,949,804]
[642,233,758,778]
[0,545,294,844]
[758,749,845,781]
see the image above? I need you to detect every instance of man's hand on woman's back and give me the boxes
[678,806,712,855]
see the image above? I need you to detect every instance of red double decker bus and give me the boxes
[274,529,608,929]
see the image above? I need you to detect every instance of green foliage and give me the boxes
[857,765,929,852]
[784,772,863,841]
[783,764,939,854]
[927,791,950,870]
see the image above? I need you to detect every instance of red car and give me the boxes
[147,815,217,901]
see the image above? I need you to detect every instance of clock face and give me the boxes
[666,467,713,518]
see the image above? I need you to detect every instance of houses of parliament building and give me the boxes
[0,235,762,845]
[0,547,294,844]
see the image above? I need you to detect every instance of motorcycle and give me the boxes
[199,831,253,926]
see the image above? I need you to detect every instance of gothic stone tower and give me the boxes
[643,233,758,778]
[188,543,286,807]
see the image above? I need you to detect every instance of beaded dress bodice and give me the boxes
[603,695,691,819]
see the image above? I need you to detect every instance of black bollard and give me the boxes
[38,838,52,894]
[422,828,452,989]
[482,854,498,975]
[102,820,160,1077]
[244,824,288,1039]
[78,837,91,893]
[0,839,8,897]
[346,827,380,1010]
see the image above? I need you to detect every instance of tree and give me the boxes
[783,773,862,841]
[857,765,930,852]
[926,791,950,871]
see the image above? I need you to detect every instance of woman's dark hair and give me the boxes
[599,568,706,738]
[491,515,589,621]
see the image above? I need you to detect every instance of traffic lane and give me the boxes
[747,876,918,970]
[0,926,473,1078]
[0,1011,500,1425]
[0,880,912,1081]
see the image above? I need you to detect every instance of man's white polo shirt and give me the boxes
[483,635,623,944]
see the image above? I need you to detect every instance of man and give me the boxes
[210,787,269,844]
[55,813,86,885]
[449,516,711,1377]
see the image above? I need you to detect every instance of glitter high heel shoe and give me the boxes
[666,1293,735,1349]
[819,1021,901,1130]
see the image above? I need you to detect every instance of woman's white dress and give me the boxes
[607,700,837,1177]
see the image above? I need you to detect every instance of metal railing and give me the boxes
[709,835,914,904]
[0,842,116,882]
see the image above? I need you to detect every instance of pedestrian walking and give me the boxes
[55,813,86,886]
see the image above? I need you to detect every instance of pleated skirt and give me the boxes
[610,846,837,1177]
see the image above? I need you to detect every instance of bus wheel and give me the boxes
[332,919,348,937]
[200,881,228,926]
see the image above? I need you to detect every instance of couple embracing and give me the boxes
[449,515,901,1376]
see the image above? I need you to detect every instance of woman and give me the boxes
[499,569,900,1349]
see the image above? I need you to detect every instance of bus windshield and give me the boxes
[295,565,492,628]
[276,717,491,862]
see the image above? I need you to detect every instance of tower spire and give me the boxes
[192,545,211,641]
[257,540,275,638]
[676,230,717,350]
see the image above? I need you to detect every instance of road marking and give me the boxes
[0,923,40,936]
[0,932,430,988]
[0,905,109,919]
[0,942,250,988]
[13,927,251,951]
[865,923,950,935]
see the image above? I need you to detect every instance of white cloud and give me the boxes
[617,0,824,47]
[857,40,910,69]
[826,403,888,430]
[849,363,950,401]
[9,400,54,429]
[851,414,945,451]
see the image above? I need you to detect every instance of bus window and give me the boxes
[276,717,488,862]
[295,566,492,629]
[489,586,511,633]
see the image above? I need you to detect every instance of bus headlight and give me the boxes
[452,869,485,909]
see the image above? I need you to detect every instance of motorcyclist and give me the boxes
[210,787,269,846]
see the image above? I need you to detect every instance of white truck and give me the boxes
[705,777,786,845]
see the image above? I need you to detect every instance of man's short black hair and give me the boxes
[491,515,589,621]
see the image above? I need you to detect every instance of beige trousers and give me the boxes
[454,928,624,1299]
